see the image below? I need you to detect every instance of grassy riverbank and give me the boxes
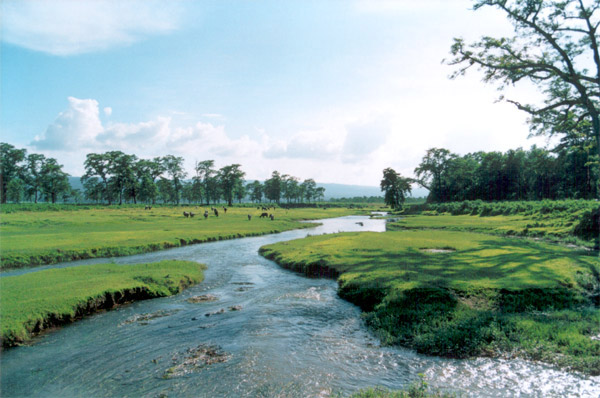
[0,260,205,347]
[259,229,600,375]
[398,200,598,248]
[0,206,361,270]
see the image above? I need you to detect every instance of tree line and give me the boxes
[380,144,599,208]
[0,144,326,205]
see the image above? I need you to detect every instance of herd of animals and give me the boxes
[143,205,277,221]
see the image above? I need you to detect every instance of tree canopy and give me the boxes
[447,0,600,196]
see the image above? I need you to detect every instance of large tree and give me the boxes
[218,164,245,206]
[380,167,412,210]
[414,148,456,202]
[0,143,26,204]
[162,155,187,205]
[82,153,112,204]
[40,158,70,203]
[447,0,600,196]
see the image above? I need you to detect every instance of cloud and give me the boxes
[342,119,390,163]
[103,107,112,117]
[263,128,344,160]
[31,97,103,150]
[1,0,182,55]
[31,97,263,163]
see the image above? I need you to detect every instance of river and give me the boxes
[1,215,598,397]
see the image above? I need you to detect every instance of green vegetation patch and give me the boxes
[259,230,600,375]
[0,206,360,270]
[0,260,205,347]
[399,200,599,247]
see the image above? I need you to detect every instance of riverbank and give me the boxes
[259,229,600,375]
[0,260,206,347]
[0,206,363,270]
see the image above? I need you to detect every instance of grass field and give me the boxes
[399,200,598,247]
[0,205,361,270]
[259,229,600,375]
[0,260,205,347]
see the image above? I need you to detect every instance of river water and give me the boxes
[1,216,599,397]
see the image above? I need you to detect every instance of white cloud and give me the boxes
[1,0,182,55]
[103,107,112,117]
[31,97,103,150]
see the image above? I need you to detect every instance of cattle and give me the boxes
[262,206,268,211]
[269,214,274,220]
[214,209,219,217]
[247,214,252,221]
[204,211,209,219]
[260,212,268,218]
[190,212,195,218]
[223,207,227,214]
[144,205,152,210]
[183,211,190,218]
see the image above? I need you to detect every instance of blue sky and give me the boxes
[1,0,550,186]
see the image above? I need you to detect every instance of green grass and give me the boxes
[399,200,598,246]
[0,206,361,270]
[389,212,594,247]
[259,230,600,375]
[0,260,205,347]
[350,375,456,397]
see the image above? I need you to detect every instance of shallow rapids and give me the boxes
[1,216,598,397]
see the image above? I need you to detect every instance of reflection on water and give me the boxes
[1,216,598,397]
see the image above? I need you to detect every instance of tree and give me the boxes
[414,148,456,202]
[249,180,263,203]
[162,155,187,205]
[195,160,218,205]
[107,151,137,205]
[264,171,283,203]
[0,143,26,204]
[380,168,412,210]
[40,158,70,203]
[218,164,245,206]
[447,0,600,196]
[6,178,25,203]
[301,179,317,203]
[25,153,46,203]
[82,153,112,204]
[138,175,159,204]
[234,181,247,203]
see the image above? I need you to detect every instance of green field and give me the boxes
[0,260,205,347]
[259,228,600,374]
[0,205,361,270]
[398,200,598,247]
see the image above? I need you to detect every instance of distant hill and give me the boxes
[317,182,428,200]
[68,177,428,200]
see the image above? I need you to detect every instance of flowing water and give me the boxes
[1,216,599,397]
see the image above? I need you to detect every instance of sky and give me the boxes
[1,0,553,187]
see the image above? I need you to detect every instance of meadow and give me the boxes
[0,205,362,270]
[399,200,599,247]
[259,228,600,375]
[0,260,205,347]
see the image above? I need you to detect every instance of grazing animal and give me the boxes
[214,209,219,217]
[204,211,209,219]
[190,212,195,218]
[269,214,274,220]
[183,211,190,218]
[260,212,268,218]
[144,205,152,210]
[223,207,227,214]
[262,206,267,211]
[247,214,252,221]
